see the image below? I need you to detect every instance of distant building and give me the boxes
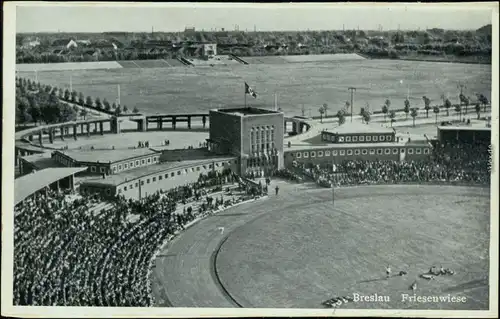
[202,43,217,57]
[51,38,78,49]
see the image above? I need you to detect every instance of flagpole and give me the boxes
[117,84,121,105]
[244,82,247,108]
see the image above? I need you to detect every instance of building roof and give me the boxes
[15,167,87,205]
[325,122,395,135]
[56,148,159,164]
[21,152,63,170]
[437,125,491,132]
[82,156,237,187]
[213,107,281,117]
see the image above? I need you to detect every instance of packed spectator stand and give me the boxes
[13,169,261,306]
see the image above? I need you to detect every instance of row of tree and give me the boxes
[15,77,141,126]
[313,91,489,127]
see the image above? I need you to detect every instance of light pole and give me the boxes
[348,87,356,122]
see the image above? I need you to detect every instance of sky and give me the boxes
[15,3,494,33]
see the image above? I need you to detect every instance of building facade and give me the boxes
[208,107,285,176]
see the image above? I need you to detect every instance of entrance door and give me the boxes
[399,149,406,162]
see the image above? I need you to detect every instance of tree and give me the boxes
[112,102,117,109]
[381,104,389,122]
[410,108,418,127]
[404,98,410,119]
[454,104,462,121]
[133,106,140,114]
[475,103,481,120]
[95,97,102,109]
[389,110,396,127]
[115,105,122,116]
[422,96,431,118]
[385,99,391,109]
[103,98,110,110]
[359,107,366,123]
[123,105,129,113]
[337,110,346,125]
[444,98,452,116]
[64,89,71,101]
[463,96,470,114]
[322,103,328,118]
[318,106,325,123]
[78,92,85,105]
[362,111,371,124]
[80,108,88,120]
[71,91,78,103]
[344,101,350,114]
[85,96,93,107]
[433,106,440,124]
[477,93,489,112]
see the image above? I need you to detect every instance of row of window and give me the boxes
[117,160,236,193]
[322,134,393,143]
[111,156,159,173]
[294,147,430,158]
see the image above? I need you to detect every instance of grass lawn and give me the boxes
[215,185,490,309]
[16,59,491,117]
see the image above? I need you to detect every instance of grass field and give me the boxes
[16,59,491,117]
[215,185,490,309]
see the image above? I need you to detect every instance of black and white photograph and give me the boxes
[2,2,499,318]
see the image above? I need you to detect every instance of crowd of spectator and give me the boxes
[293,141,491,188]
[13,169,261,306]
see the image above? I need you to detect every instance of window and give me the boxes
[353,136,358,142]
[346,136,351,142]
[369,149,375,155]
[209,164,213,168]
[112,166,117,172]
[408,148,414,154]
[377,149,383,155]
[318,151,323,157]
[373,136,378,142]
[386,135,392,141]
[366,136,372,142]
[136,160,139,166]
[191,167,195,172]
[339,150,345,156]
[147,158,151,164]
[177,171,181,175]
[106,189,111,195]
[91,166,96,172]
[135,182,138,187]
[124,186,127,191]
[215,163,220,167]
[347,150,353,155]
[338,136,344,143]
[424,148,430,154]
[152,177,156,182]
[171,172,175,177]
[118,189,122,193]
[310,151,316,157]
[325,151,331,156]
[124,163,128,169]
[141,181,145,186]
[354,149,360,155]
[100,167,105,173]
[184,169,188,173]
[153,157,158,162]
[359,136,365,142]
[147,179,150,184]
[416,148,422,154]
[362,149,368,155]
[118,164,122,170]
[385,148,391,155]
[380,135,385,142]
[303,152,309,158]
[393,148,398,154]
[197,167,201,171]
[130,162,134,168]
[400,149,405,153]
[296,152,302,158]
[142,159,145,165]
[332,150,338,156]
[129,184,133,189]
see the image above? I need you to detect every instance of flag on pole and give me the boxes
[245,82,258,98]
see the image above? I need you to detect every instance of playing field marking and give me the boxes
[161,59,172,67]
[131,60,142,68]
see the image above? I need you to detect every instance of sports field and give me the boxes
[152,183,490,310]
[16,58,491,117]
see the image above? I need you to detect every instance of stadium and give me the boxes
[12,57,493,310]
